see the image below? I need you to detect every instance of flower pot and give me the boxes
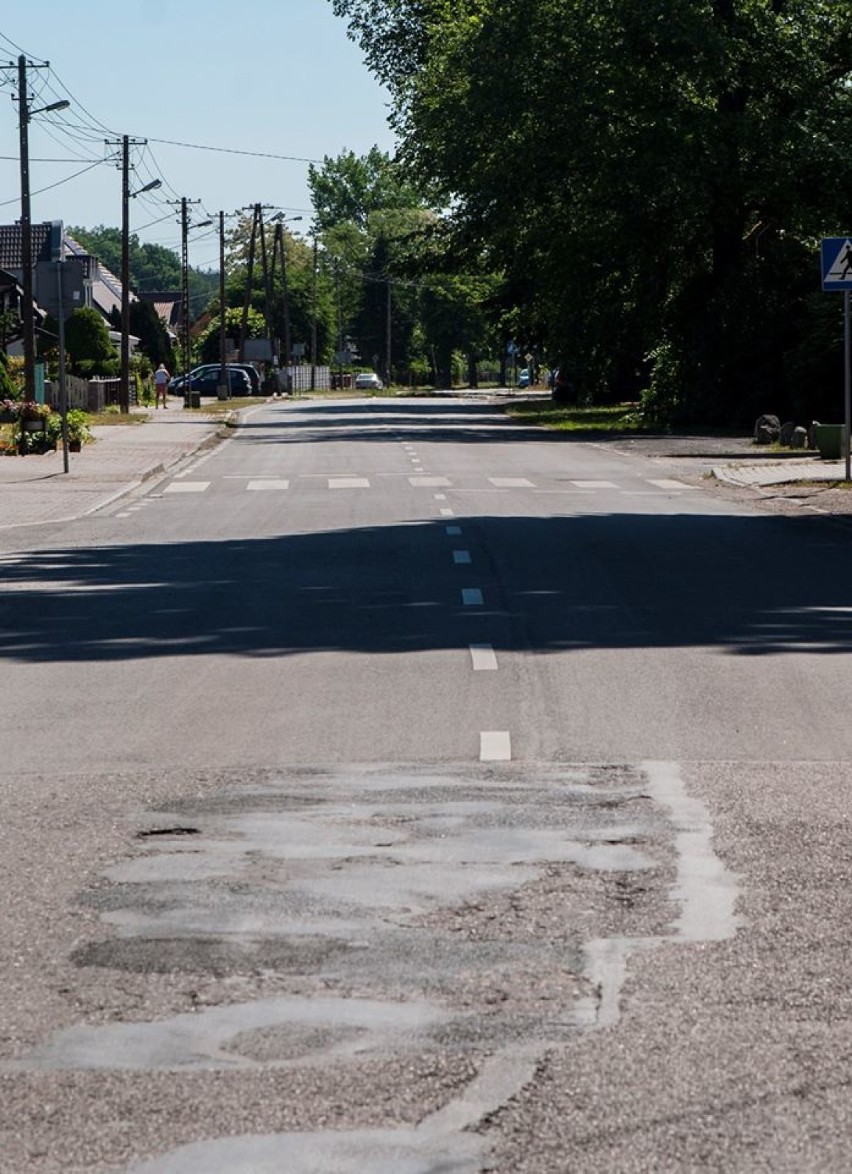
[68,440,82,452]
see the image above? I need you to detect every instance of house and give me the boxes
[0,221,139,355]
[138,290,182,342]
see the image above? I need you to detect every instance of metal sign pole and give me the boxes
[846,289,851,483]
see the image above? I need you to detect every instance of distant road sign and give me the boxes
[821,237,852,291]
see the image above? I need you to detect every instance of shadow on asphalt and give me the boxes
[2,509,851,663]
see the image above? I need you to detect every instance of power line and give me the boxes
[143,136,322,164]
[0,158,106,206]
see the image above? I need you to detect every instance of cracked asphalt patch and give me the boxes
[0,762,736,1172]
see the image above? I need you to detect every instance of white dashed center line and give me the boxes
[480,731,512,761]
[647,478,697,490]
[328,478,370,489]
[445,525,463,536]
[410,477,452,487]
[462,588,484,606]
[453,550,472,565]
[571,480,618,489]
[247,480,290,491]
[440,509,455,517]
[488,477,535,488]
[469,643,498,671]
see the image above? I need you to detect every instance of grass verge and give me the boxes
[505,400,646,433]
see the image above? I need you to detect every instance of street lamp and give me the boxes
[118,132,162,413]
[16,53,70,401]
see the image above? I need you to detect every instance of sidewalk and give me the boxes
[0,405,231,530]
[712,455,849,488]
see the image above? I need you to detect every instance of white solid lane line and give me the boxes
[453,550,472,565]
[480,731,512,761]
[462,588,484,606]
[469,643,498,671]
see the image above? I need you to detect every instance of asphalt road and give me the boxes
[2,397,852,1171]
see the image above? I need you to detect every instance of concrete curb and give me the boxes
[712,459,847,488]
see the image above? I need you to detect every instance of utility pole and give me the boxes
[310,238,318,393]
[119,135,131,413]
[106,134,156,413]
[13,55,61,403]
[218,210,228,399]
[170,197,208,406]
[335,261,345,392]
[17,56,34,402]
[238,206,259,362]
[386,278,392,388]
[276,222,292,384]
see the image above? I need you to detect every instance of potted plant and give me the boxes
[66,408,93,452]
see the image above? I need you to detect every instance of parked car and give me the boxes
[171,367,252,397]
[355,371,383,391]
[169,364,260,395]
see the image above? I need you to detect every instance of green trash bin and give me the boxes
[815,424,846,460]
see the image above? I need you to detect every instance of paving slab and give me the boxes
[0,407,230,530]
[712,456,848,487]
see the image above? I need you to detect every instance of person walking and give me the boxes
[154,363,171,409]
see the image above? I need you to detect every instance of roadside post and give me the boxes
[820,237,852,481]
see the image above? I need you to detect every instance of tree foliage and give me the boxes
[63,306,116,374]
[310,146,502,385]
[333,0,852,420]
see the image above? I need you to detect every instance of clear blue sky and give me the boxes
[0,1,396,266]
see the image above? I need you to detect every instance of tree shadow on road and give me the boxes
[2,510,851,664]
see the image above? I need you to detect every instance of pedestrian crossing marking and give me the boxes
[164,482,210,494]
[158,474,705,497]
[480,731,512,761]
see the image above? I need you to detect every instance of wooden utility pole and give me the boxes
[17,56,34,402]
[386,278,392,387]
[238,206,259,362]
[218,210,227,398]
[310,238,318,393]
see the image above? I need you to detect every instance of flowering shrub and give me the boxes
[0,400,61,454]
[0,399,51,420]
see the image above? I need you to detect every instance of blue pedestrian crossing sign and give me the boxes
[821,237,852,291]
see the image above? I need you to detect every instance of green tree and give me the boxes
[333,0,852,422]
[63,306,116,375]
